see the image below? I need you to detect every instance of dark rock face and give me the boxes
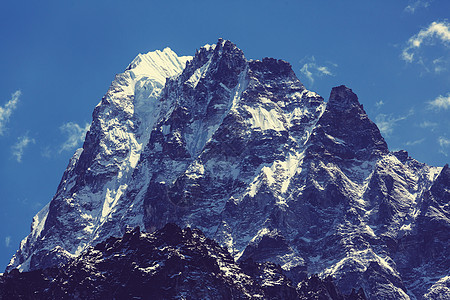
[0,225,365,300]
[7,40,448,299]
[308,85,388,161]
[297,275,366,300]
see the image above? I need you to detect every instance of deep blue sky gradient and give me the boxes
[0,0,449,270]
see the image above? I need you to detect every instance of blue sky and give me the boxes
[0,0,449,270]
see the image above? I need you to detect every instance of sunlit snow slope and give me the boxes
[8,48,191,271]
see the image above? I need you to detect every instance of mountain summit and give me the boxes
[7,40,449,299]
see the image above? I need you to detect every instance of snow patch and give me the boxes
[244,105,286,131]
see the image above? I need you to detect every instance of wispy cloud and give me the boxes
[12,134,35,162]
[5,236,11,247]
[375,110,414,136]
[18,197,43,211]
[428,93,450,110]
[59,122,90,153]
[432,57,447,73]
[41,146,52,158]
[404,0,432,14]
[375,100,384,108]
[300,56,336,86]
[0,90,21,135]
[438,137,450,147]
[405,138,425,146]
[375,114,407,136]
[438,136,450,155]
[419,120,438,129]
[401,21,450,67]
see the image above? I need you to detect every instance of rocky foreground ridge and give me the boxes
[1,224,366,299]
[6,39,449,299]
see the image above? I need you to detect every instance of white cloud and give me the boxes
[439,136,450,147]
[405,138,425,146]
[300,64,314,84]
[316,66,332,76]
[0,90,21,135]
[5,236,11,247]
[375,100,384,108]
[419,120,438,129]
[438,136,450,156]
[428,93,450,110]
[404,0,431,14]
[59,122,90,153]
[402,21,450,64]
[12,134,35,163]
[300,56,336,85]
[432,57,447,73]
[41,146,52,158]
[375,113,410,136]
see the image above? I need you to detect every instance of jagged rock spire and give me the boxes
[307,85,388,161]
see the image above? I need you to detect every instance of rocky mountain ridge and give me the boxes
[1,224,366,299]
[6,39,449,299]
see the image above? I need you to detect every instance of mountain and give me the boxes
[7,39,449,299]
[0,224,366,299]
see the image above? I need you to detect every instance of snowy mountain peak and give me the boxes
[179,39,246,92]
[126,47,192,83]
[7,40,449,300]
[7,46,191,272]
